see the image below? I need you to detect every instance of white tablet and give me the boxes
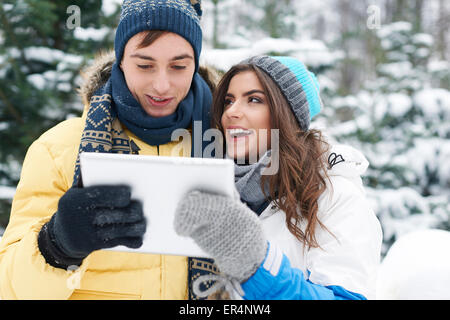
[79,152,235,258]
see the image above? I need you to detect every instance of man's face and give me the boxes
[120,32,195,118]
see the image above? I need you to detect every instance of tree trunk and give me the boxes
[385,0,393,23]
[437,0,448,60]
[393,0,406,22]
[212,0,219,48]
[314,14,325,41]
[264,0,279,38]
[413,0,423,32]
[336,0,354,95]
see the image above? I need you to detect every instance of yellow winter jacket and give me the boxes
[0,52,218,300]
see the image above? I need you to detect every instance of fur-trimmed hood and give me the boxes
[78,50,221,112]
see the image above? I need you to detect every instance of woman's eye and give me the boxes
[224,98,233,106]
[249,97,262,103]
[172,65,186,70]
[137,65,152,70]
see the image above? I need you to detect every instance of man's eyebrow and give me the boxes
[130,54,155,61]
[172,54,194,61]
[129,53,194,61]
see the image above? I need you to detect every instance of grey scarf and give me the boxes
[234,150,273,213]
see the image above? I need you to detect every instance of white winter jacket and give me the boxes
[254,144,383,299]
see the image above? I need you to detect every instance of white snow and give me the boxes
[377,21,412,39]
[414,88,450,120]
[201,37,337,72]
[102,0,122,16]
[27,74,46,90]
[57,83,72,92]
[27,70,75,91]
[251,37,300,55]
[0,186,15,200]
[24,47,67,65]
[15,47,83,68]
[367,186,447,245]
[376,229,450,299]
[428,60,450,73]
[2,3,13,11]
[201,48,252,72]
[415,47,430,58]
[386,93,412,117]
[377,61,413,78]
[0,122,9,131]
[412,33,434,47]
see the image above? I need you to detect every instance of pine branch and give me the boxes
[0,4,33,73]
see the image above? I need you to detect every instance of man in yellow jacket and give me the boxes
[0,0,217,299]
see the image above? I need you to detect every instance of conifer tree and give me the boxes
[326,21,450,252]
[0,0,120,227]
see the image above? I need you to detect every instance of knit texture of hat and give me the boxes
[243,55,323,131]
[115,0,203,69]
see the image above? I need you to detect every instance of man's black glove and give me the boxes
[38,185,146,269]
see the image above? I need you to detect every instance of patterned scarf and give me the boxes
[72,63,218,300]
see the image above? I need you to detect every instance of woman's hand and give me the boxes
[174,190,267,282]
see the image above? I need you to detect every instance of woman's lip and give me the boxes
[225,128,254,141]
[145,95,174,107]
[226,126,249,130]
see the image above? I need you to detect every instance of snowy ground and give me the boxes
[376,229,450,299]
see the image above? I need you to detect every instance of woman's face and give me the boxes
[221,71,272,162]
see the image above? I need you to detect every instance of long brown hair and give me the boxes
[212,63,331,249]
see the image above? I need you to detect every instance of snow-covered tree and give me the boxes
[0,0,119,229]
[323,21,450,253]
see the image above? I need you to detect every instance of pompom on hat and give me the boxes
[241,55,323,131]
[114,0,203,70]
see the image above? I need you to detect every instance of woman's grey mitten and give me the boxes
[174,190,267,282]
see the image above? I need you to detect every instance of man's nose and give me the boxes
[152,71,170,95]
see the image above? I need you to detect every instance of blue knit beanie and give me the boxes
[242,55,322,131]
[115,0,203,70]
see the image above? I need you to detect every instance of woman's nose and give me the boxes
[224,99,244,119]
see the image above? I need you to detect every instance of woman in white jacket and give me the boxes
[174,55,383,300]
